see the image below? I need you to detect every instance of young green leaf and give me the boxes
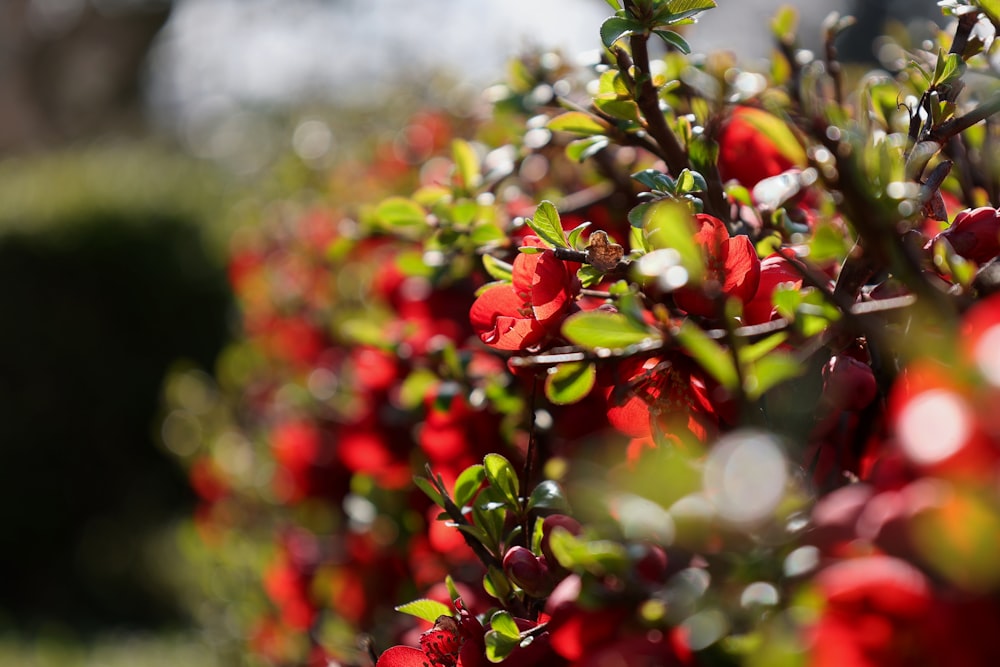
[601,16,643,48]
[453,464,486,508]
[674,320,739,391]
[485,630,520,663]
[483,453,520,507]
[394,599,452,623]
[562,311,657,349]
[547,111,609,136]
[566,136,610,163]
[414,475,446,507]
[375,197,427,227]
[527,480,571,513]
[526,200,569,248]
[482,254,514,282]
[452,139,482,191]
[744,351,803,399]
[490,610,521,639]
[654,29,691,54]
[545,362,597,405]
[644,201,705,283]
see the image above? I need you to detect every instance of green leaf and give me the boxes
[452,139,482,191]
[566,136,610,162]
[628,201,653,228]
[394,599,452,623]
[445,575,461,603]
[490,610,520,639]
[770,5,798,44]
[547,111,609,136]
[484,453,520,507]
[562,310,656,350]
[603,0,622,10]
[577,264,605,288]
[527,480,571,513]
[482,254,514,282]
[644,201,705,283]
[567,221,591,250]
[738,332,789,365]
[931,49,966,88]
[674,320,739,391]
[485,629,520,663]
[601,16,643,48]
[526,200,569,249]
[414,476,445,507]
[545,362,597,405]
[398,368,438,410]
[654,29,691,54]
[483,565,512,601]
[547,527,628,575]
[593,98,641,123]
[470,222,507,247]
[375,197,427,227]
[744,351,803,399]
[454,464,486,508]
[656,0,718,23]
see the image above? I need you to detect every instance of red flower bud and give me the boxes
[933,206,1000,264]
[822,355,877,412]
[503,546,550,597]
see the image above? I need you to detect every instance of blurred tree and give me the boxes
[0,0,170,153]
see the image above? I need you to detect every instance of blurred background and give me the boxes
[0,0,939,664]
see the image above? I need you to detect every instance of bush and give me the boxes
[166,2,1000,665]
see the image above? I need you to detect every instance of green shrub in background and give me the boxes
[0,144,233,643]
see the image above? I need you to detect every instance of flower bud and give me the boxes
[822,355,877,412]
[503,546,550,597]
[934,206,1000,264]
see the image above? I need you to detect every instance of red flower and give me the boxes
[470,236,579,350]
[742,253,803,325]
[717,106,804,189]
[672,214,760,318]
[809,556,932,667]
[927,206,1000,265]
[602,353,734,450]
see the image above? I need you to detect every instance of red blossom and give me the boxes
[717,106,803,189]
[470,236,579,350]
[743,253,803,325]
[673,214,761,318]
[927,206,1000,265]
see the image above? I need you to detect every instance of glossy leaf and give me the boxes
[527,480,571,513]
[452,139,482,191]
[562,310,656,349]
[545,362,597,405]
[453,464,486,508]
[601,16,643,48]
[548,111,609,136]
[375,197,427,227]
[394,599,452,623]
[484,453,520,507]
[490,610,520,639]
[482,254,514,282]
[566,136,610,162]
[654,29,691,54]
[674,320,739,391]
[526,200,569,249]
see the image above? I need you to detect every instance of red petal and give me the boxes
[721,235,761,303]
[375,646,430,667]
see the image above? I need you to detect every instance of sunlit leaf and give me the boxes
[452,139,482,191]
[601,16,643,48]
[545,362,597,405]
[375,196,427,227]
[548,111,609,136]
[674,320,739,391]
[490,610,520,639]
[562,310,657,349]
[394,599,452,623]
[527,480,571,513]
[482,254,514,282]
[454,464,486,508]
[654,29,691,54]
[484,453,520,507]
[526,200,569,248]
[566,136,610,162]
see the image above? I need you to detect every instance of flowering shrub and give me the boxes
[163,1,1000,665]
